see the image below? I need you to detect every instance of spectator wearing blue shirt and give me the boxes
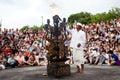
[107,50,119,65]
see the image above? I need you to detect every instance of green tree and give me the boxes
[68,12,91,25]
[20,25,29,31]
[31,25,39,31]
[39,25,44,31]
[68,7,120,24]
[20,25,44,32]
[108,7,120,19]
[91,12,111,23]
[30,25,44,31]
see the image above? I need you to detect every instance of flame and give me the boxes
[50,3,58,15]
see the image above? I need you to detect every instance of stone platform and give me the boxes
[0,64,120,80]
[47,63,70,77]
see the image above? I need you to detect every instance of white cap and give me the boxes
[76,22,82,27]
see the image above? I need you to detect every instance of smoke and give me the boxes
[49,3,59,15]
[44,0,59,15]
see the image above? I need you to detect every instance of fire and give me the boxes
[50,3,58,15]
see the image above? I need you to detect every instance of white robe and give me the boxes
[67,28,86,65]
[70,29,86,49]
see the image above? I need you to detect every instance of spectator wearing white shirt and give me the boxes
[97,50,109,65]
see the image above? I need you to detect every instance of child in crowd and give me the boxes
[6,54,18,68]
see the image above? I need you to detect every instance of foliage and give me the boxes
[68,7,120,25]
[68,12,91,25]
[108,7,120,20]
[20,7,120,30]
[20,25,44,32]
[20,25,29,31]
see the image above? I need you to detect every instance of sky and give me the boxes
[0,0,120,29]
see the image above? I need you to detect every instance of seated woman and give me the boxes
[15,51,25,66]
[26,54,37,66]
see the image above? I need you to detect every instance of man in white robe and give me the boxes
[67,23,86,73]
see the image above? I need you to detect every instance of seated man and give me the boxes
[89,48,100,64]
[97,50,109,65]
[106,50,119,65]
[26,54,37,66]
[6,54,18,68]
[35,51,47,66]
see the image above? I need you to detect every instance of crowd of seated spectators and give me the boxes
[0,28,48,70]
[66,19,120,66]
[0,19,120,70]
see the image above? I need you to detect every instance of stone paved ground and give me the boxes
[0,64,120,80]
